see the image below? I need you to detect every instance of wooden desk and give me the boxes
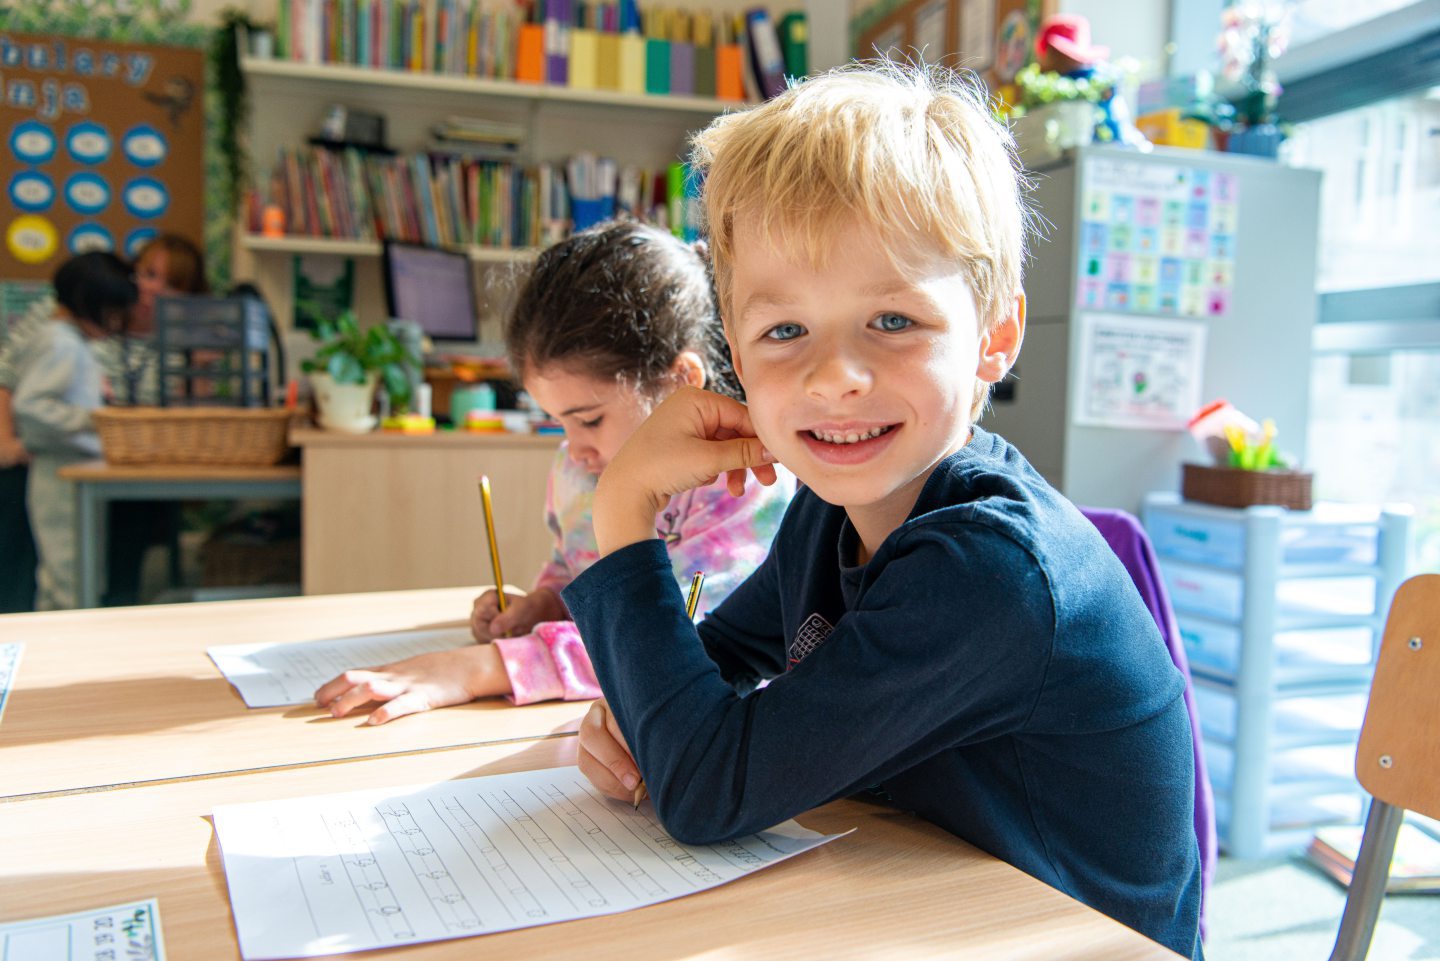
[0,739,1182,960]
[57,460,304,609]
[293,428,561,596]
[0,588,586,800]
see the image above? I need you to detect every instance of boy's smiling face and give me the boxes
[725,214,1023,554]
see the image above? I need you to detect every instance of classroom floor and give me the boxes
[1207,854,1440,960]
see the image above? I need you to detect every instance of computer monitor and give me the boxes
[381,242,478,343]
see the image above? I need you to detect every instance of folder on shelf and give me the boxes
[618,31,645,93]
[569,27,598,88]
[644,38,670,95]
[544,0,569,85]
[779,11,807,79]
[516,21,545,82]
[744,7,787,100]
[596,30,620,89]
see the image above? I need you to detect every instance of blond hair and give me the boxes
[692,60,1029,334]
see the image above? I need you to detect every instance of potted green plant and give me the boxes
[1010,62,1109,164]
[302,312,419,433]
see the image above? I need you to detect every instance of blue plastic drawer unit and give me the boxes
[1142,493,1411,857]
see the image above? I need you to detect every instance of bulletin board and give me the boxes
[1,32,204,280]
[850,0,1054,91]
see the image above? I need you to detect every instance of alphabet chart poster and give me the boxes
[1076,157,1238,320]
[1,32,204,280]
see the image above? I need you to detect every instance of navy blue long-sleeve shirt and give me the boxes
[563,428,1202,958]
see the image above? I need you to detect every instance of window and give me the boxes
[1287,0,1428,48]
[1308,350,1440,572]
[1283,86,1440,292]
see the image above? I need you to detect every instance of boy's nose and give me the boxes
[804,348,872,402]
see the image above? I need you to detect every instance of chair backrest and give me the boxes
[1327,573,1438,961]
[1355,573,1440,819]
[1081,506,1216,935]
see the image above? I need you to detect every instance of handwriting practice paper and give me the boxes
[208,627,475,707]
[214,766,845,960]
[0,642,21,722]
[0,898,165,961]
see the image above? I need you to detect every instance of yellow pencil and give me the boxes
[635,572,705,808]
[477,475,507,613]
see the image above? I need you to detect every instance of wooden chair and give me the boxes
[1327,573,1440,961]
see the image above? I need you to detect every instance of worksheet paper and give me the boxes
[214,766,846,960]
[0,898,165,961]
[0,642,22,722]
[208,627,474,708]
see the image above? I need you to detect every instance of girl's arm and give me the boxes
[0,387,28,467]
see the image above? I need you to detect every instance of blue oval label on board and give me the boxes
[9,171,56,213]
[66,121,112,164]
[68,223,116,254]
[64,172,111,215]
[122,177,168,219]
[124,227,158,259]
[10,121,57,165]
[121,124,168,167]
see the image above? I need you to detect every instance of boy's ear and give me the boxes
[670,349,707,389]
[976,294,1026,385]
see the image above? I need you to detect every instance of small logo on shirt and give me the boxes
[788,613,834,667]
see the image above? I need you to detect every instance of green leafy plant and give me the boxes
[1011,62,1110,113]
[301,312,420,410]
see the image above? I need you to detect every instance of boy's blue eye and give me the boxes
[764,322,805,342]
[872,312,914,332]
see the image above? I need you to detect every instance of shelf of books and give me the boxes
[239,234,537,263]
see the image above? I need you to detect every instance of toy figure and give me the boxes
[1035,14,1148,149]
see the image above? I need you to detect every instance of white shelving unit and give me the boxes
[1142,492,1412,857]
[235,55,735,345]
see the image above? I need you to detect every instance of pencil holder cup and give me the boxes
[571,197,616,233]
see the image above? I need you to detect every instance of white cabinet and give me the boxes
[1143,492,1411,856]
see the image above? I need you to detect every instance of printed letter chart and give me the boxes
[0,898,165,961]
[214,766,846,959]
[208,627,475,708]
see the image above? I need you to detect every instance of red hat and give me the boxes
[1036,14,1109,65]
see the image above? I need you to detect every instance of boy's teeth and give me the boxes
[810,426,889,444]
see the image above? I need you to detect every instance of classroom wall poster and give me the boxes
[1073,312,1207,431]
[1,31,204,280]
[1076,158,1238,320]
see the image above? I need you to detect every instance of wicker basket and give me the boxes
[1181,463,1314,511]
[93,407,294,466]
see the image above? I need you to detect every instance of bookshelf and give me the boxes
[235,53,735,347]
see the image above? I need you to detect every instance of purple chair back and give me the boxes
[1083,506,1215,938]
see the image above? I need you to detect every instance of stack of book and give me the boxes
[268,0,809,103]
[1306,821,1440,894]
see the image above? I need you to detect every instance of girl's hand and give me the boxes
[0,437,29,468]
[470,587,567,641]
[314,646,511,725]
[577,699,642,801]
[594,386,777,555]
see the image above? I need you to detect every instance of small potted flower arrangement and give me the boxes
[1182,400,1313,509]
[1217,2,1293,158]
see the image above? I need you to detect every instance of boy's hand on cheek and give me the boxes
[592,386,777,555]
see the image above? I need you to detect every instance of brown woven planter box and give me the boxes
[1181,463,1314,511]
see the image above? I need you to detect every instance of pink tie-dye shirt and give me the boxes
[495,443,796,704]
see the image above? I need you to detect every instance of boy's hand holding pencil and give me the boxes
[593,386,778,557]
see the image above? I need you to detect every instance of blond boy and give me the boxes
[562,63,1203,959]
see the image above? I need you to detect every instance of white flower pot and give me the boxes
[1014,100,1097,165]
[310,371,379,433]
